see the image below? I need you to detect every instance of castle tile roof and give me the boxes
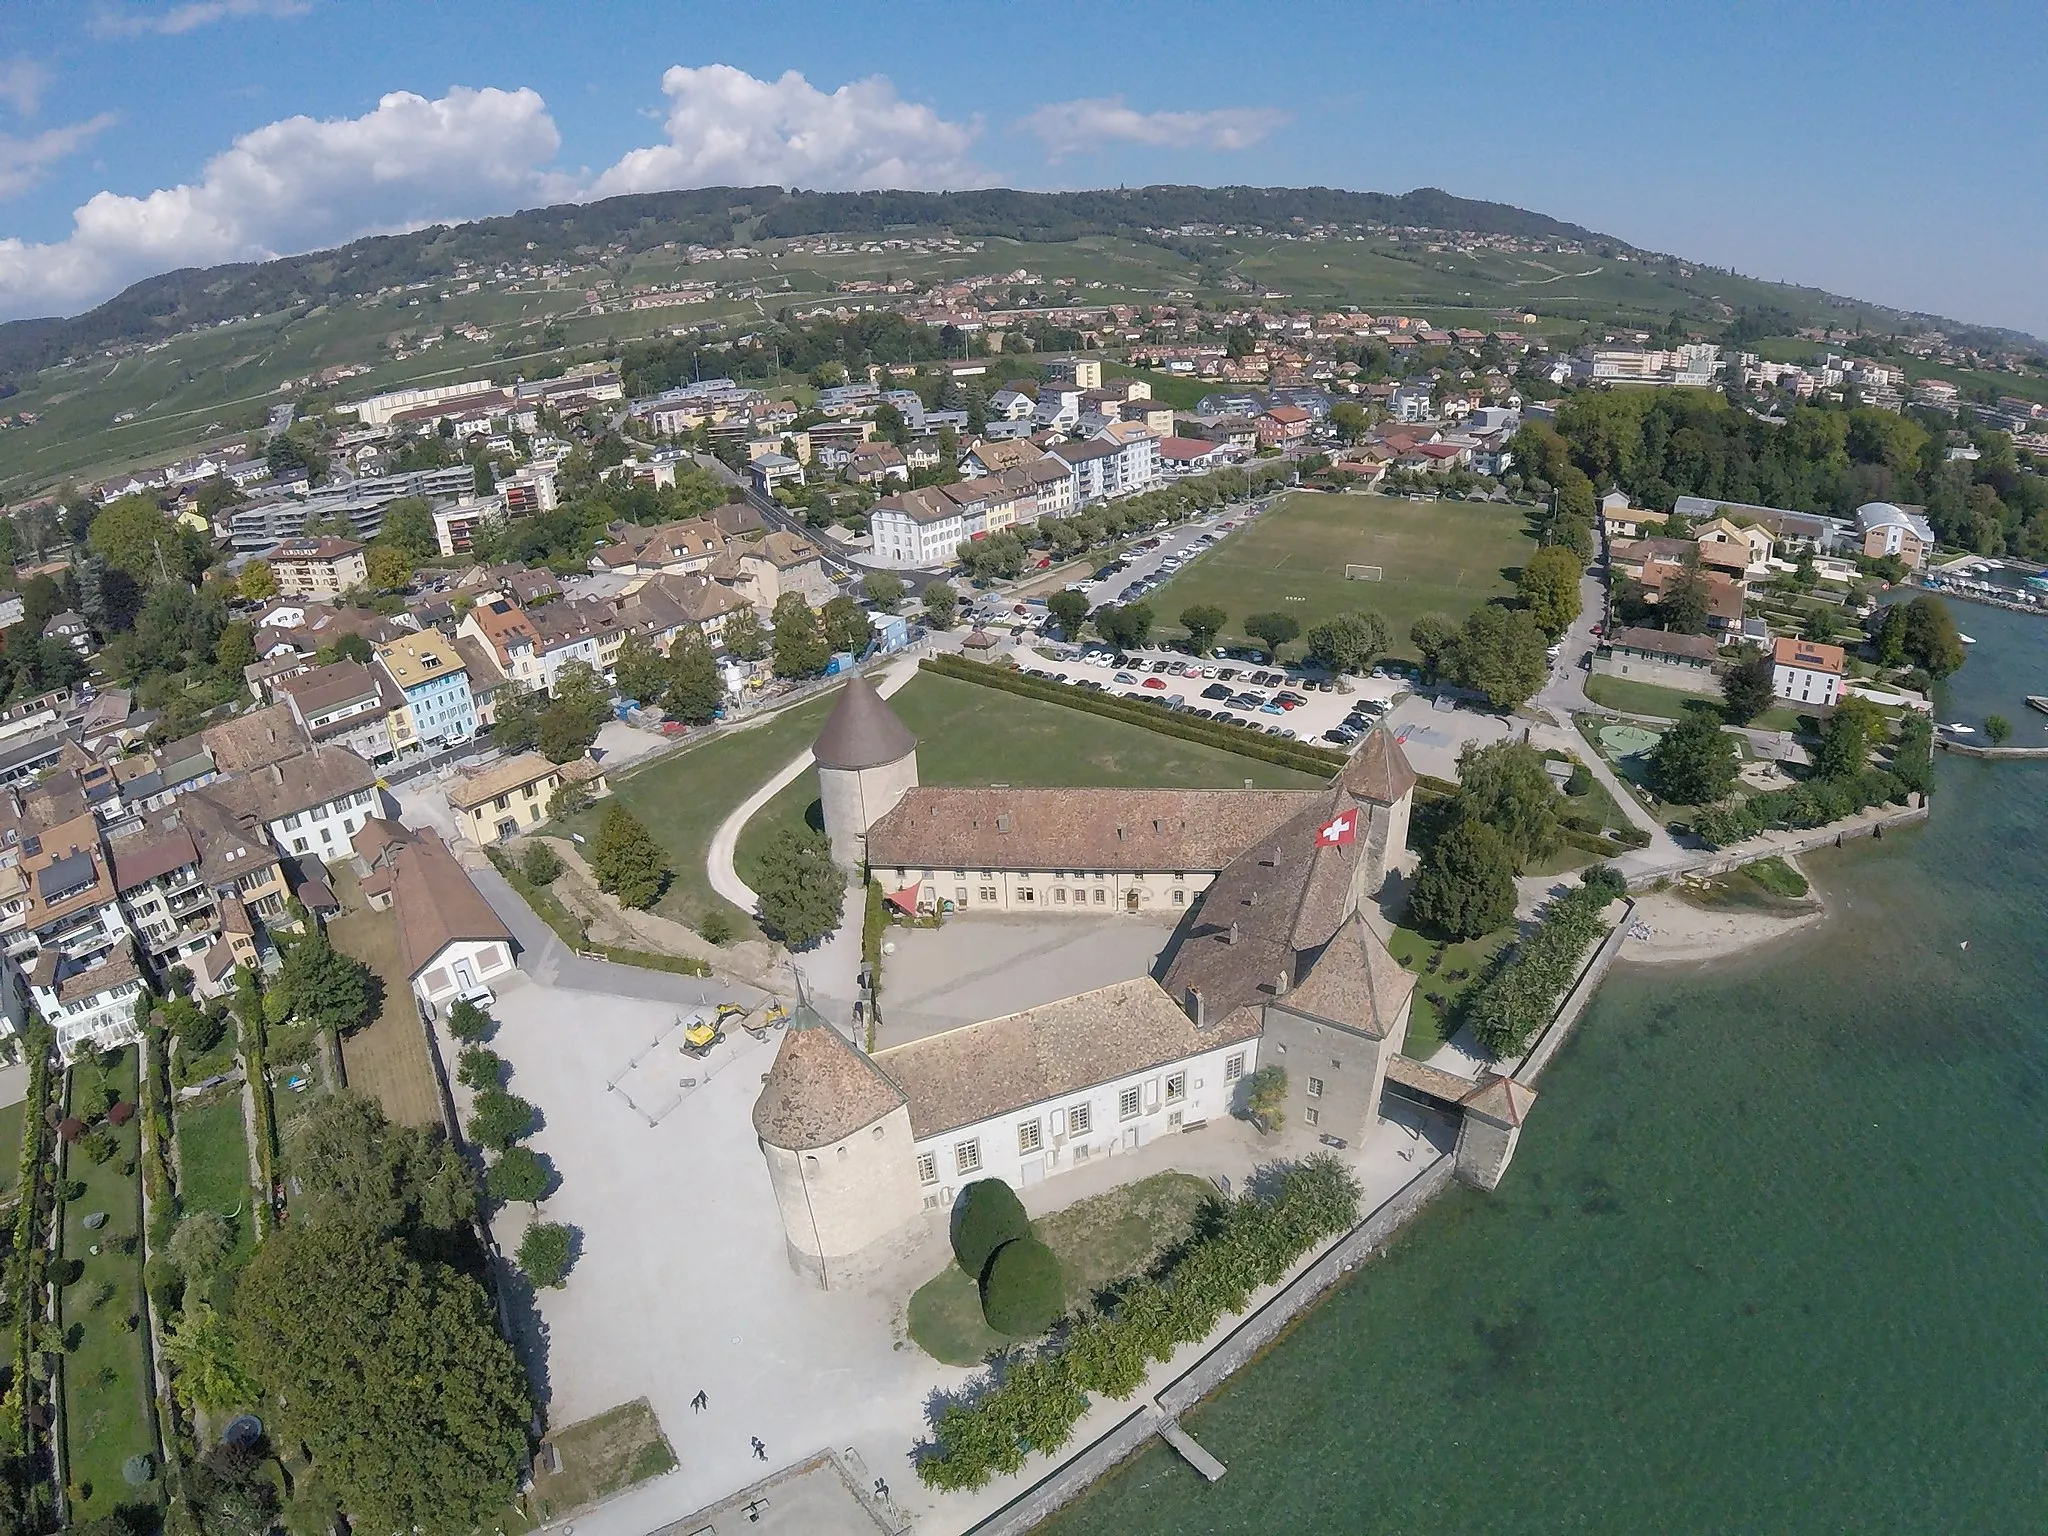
[812,676,915,771]
[874,978,1257,1140]
[752,1010,907,1150]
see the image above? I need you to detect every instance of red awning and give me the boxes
[886,885,922,914]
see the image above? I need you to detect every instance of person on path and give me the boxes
[691,1390,708,1412]
[751,1436,767,1461]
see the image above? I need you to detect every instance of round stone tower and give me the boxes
[751,1003,925,1289]
[813,674,918,870]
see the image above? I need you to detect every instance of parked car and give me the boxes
[1114,671,1138,685]
[1142,677,1168,690]
[1259,702,1285,716]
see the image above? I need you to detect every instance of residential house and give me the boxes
[749,453,805,496]
[870,487,975,570]
[274,661,399,762]
[1772,636,1844,708]
[386,827,518,1016]
[848,442,909,485]
[446,753,609,844]
[1593,626,1723,697]
[376,631,479,756]
[30,939,148,1061]
[1695,516,1774,576]
[214,745,379,862]
[710,532,832,610]
[1598,489,1642,541]
[618,572,749,648]
[1854,502,1935,568]
[269,537,370,597]
[1256,404,1313,447]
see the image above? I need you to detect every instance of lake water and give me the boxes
[1045,600,2048,1534]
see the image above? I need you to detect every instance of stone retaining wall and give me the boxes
[1938,740,2048,760]
[1624,801,1928,892]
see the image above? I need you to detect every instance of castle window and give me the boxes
[1068,1102,1092,1135]
[1094,888,1106,904]
[1017,1119,1042,1154]
[1165,1073,1185,1103]
[1225,1053,1245,1083]
[1018,888,1034,903]
[1307,1076,1324,1099]
[954,1139,981,1175]
[979,886,998,903]
[917,1152,937,1185]
[1118,1086,1141,1121]
[1054,888,1067,903]
[1304,1106,1320,1127]
[1172,890,1185,905]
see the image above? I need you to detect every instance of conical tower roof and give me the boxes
[813,674,916,771]
[1338,723,1417,806]
[752,1005,906,1150]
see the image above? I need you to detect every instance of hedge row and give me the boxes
[917,1155,1360,1492]
[920,656,1347,779]
[1467,882,1615,1056]
[3,1026,53,1474]
[1690,767,1916,850]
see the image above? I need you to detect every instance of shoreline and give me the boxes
[1616,881,1827,966]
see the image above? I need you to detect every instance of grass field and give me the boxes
[1148,491,1539,659]
[1584,673,1807,732]
[525,1398,677,1527]
[733,671,1326,893]
[907,1172,1218,1365]
[561,690,844,937]
[172,1091,257,1271]
[1387,924,1511,1060]
[327,864,443,1129]
[0,1098,23,1197]
[60,1048,155,1525]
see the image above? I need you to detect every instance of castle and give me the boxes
[752,676,1528,1289]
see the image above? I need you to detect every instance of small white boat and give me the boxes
[1958,633,1977,644]
[1943,722,1975,734]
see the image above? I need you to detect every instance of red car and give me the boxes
[1142,676,1168,689]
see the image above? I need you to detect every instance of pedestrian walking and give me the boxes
[691,1389,708,1412]
[750,1436,767,1461]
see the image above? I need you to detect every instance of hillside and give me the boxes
[0,184,1620,379]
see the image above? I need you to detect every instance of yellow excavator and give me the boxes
[682,1010,725,1056]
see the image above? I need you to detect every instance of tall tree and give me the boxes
[1409,612,1459,679]
[1647,711,1737,804]
[752,825,844,948]
[234,1222,531,1536]
[611,634,670,708]
[1244,611,1300,661]
[922,583,959,629]
[1046,590,1090,640]
[1453,740,1563,871]
[1303,610,1389,674]
[238,560,278,603]
[279,935,375,1035]
[821,595,875,656]
[1409,818,1516,939]
[665,635,726,723]
[722,606,767,662]
[379,497,439,562]
[589,802,670,909]
[1900,595,1965,677]
[1659,550,1711,635]
[1450,606,1548,709]
[1720,652,1776,724]
[364,546,412,592]
[90,494,200,583]
[1517,545,1583,638]
[1179,603,1228,655]
[862,571,906,609]
[770,594,830,678]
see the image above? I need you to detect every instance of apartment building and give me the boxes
[376,631,479,754]
[269,537,369,597]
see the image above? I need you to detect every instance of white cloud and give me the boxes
[1019,96,1290,160]
[0,114,118,199]
[0,57,50,117]
[90,0,312,39]
[0,86,566,319]
[591,64,987,199]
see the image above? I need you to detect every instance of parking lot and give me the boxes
[1009,636,1411,752]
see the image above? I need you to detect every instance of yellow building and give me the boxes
[446,753,609,844]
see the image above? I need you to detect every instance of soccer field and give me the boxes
[1149,491,1540,659]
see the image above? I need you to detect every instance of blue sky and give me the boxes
[1,0,2043,336]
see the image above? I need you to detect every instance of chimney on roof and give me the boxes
[996,813,1011,833]
[1227,921,1239,946]
[1273,969,1289,998]
[1186,987,1205,1029]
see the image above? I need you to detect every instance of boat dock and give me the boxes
[2027,696,2048,717]
[1156,1417,1227,1482]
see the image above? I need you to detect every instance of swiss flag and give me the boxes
[1315,811,1357,847]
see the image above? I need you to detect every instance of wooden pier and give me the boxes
[2026,696,2048,717]
[1157,1417,1227,1483]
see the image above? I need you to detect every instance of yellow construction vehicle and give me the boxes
[682,1011,725,1056]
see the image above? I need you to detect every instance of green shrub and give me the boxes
[697,909,737,946]
[467,1089,535,1151]
[1465,883,1615,1056]
[518,1221,574,1288]
[951,1178,1030,1279]
[980,1236,1064,1337]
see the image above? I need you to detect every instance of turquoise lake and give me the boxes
[1046,600,2048,1534]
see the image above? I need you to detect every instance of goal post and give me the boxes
[1344,564,1383,581]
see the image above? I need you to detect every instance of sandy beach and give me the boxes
[1619,885,1826,964]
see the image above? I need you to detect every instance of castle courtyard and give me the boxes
[875,911,1179,1047]
[480,959,1462,1536]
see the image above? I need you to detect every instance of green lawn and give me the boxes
[0,1098,24,1198]
[524,1399,677,1528]
[1585,673,1808,733]
[907,1172,1218,1366]
[736,670,1325,884]
[1147,490,1539,659]
[1387,925,1511,1061]
[561,690,844,937]
[173,1091,257,1272]
[59,1048,156,1524]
